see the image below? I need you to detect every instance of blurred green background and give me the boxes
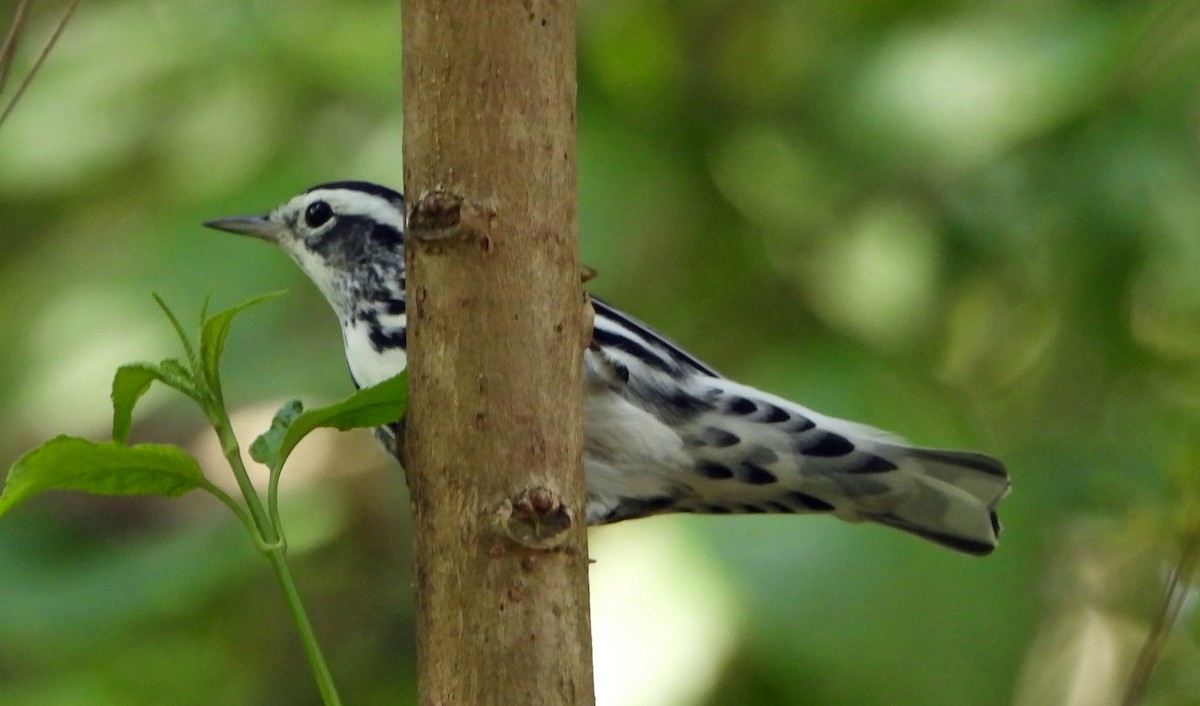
[2,0,1200,704]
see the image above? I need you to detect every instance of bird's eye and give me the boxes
[304,201,333,228]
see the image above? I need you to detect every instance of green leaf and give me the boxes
[111,360,200,444]
[152,293,198,372]
[0,436,207,515]
[251,372,407,470]
[199,292,212,330]
[250,399,304,466]
[158,358,195,386]
[199,291,284,401]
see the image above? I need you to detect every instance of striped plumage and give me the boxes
[205,181,1010,555]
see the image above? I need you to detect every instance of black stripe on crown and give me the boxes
[306,181,404,206]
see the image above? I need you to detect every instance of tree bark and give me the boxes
[400,1,594,705]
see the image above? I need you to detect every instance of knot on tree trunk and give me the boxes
[408,190,497,255]
[495,486,574,550]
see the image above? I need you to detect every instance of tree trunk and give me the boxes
[400,1,594,705]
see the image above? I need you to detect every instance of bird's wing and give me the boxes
[590,296,722,379]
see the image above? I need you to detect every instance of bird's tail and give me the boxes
[591,370,1011,555]
[671,382,1012,555]
[848,445,1009,555]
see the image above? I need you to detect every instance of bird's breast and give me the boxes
[343,318,408,388]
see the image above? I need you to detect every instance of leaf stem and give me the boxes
[197,478,258,541]
[268,461,284,542]
[209,409,341,705]
[263,540,344,706]
[211,411,278,546]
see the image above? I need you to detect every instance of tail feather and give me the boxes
[670,380,1012,555]
[583,362,1011,555]
[857,445,1009,555]
[902,447,1010,503]
[865,510,1001,556]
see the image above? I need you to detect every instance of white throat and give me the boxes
[342,317,408,388]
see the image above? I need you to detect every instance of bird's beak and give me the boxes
[202,215,285,243]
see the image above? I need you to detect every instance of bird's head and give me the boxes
[204,181,407,317]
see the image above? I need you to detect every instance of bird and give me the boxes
[205,180,1010,555]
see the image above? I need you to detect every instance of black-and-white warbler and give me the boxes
[205,181,1010,555]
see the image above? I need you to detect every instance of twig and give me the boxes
[1121,541,1198,705]
[1122,434,1200,706]
[0,0,33,97]
[0,0,80,129]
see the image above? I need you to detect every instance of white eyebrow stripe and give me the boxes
[282,188,406,233]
